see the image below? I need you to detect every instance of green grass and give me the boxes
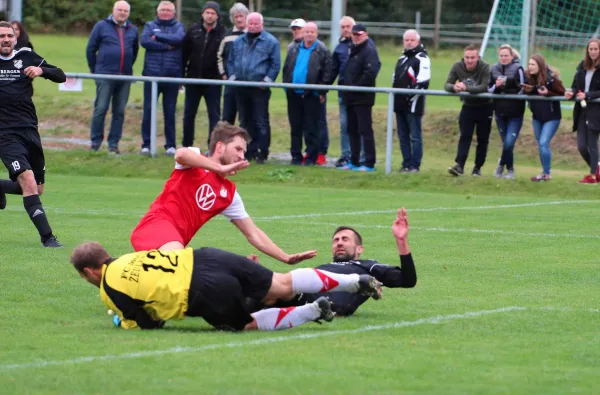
[0,172,599,394]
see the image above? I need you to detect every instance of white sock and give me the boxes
[290,268,360,294]
[252,303,320,331]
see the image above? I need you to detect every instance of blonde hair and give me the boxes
[498,43,521,60]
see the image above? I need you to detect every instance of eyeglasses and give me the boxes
[0,33,15,39]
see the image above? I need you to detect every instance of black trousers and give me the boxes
[347,105,376,168]
[455,104,494,169]
[577,112,600,174]
[287,91,320,162]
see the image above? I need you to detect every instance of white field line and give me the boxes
[295,221,600,239]
[2,200,596,219]
[0,306,524,371]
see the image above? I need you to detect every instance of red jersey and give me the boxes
[132,148,249,249]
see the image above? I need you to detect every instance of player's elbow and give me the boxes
[174,148,188,164]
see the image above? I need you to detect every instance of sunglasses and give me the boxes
[0,33,15,39]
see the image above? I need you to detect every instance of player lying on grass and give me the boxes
[248,208,416,316]
[130,121,317,265]
[70,242,383,331]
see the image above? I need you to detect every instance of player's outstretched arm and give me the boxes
[392,208,410,255]
[232,217,317,264]
[174,148,249,176]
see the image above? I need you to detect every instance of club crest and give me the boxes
[13,59,23,69]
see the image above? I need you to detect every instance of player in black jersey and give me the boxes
[0,21,66,247]
[250,208,417,316]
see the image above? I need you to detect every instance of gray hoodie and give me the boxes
[444,59,491,106]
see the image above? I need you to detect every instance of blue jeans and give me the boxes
[141,82,179,149]
[532,118,560,174]
[338,96,364,161]
[495,115,523,170]
[182,84,222,147]
[395,112,423,170]
[237,87,271,160]
[90,80,131,149]
[319,96,329,155]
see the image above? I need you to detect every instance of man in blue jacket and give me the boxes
[140,1,185,157]
[86,1,139,155]
[227,12,280,164]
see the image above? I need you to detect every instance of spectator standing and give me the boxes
[217,2,249,125]
[288,18,306,49]
[182,1,226,148]
[445,45,492,177]
[489,44,525,180]
[566,38,600,184]
[283,22,332,165]
[139,1,185,157]
[392,29,430,173]
[522,54,565,182]
[339,24,380,172]
[11,21,33,50]
[227,12,280,164]
[86,0,139,154]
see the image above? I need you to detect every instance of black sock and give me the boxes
[1,180,22,195]
[23,195,53,240]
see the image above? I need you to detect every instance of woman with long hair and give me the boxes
[566,38,600,184]
[11,20,34,50]
[489,44,525,179]
[522,54,565,182]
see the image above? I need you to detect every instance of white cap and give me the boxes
[289,19,306,28]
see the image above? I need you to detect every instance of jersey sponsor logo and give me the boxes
[220,186,227,198]
[196,184,216,210]
[13,59,23,69]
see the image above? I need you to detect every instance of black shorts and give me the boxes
[186,247,274,331]
[0,128,45,184]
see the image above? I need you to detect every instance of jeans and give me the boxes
[495,115,524,170]
[222,85,238,124]
[318,96,329,155]
[90,80,131,149]
[455,104,493,169]
[236,87,271,160]
[339,96,364,161]
[287,92,320,162]
[182,84,221,147]
[141,82,179,150]
[395,112,423,170]
[532,118,560,175]
[347,105,376,168]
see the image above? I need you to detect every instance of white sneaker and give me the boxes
[165,147,176,157]
[140,147,151,156]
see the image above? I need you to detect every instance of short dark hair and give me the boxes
[464,44,479,53]
[208,121,250,155]
[332,226,363,245]
[0,21,15,33]
[70,242,111,273]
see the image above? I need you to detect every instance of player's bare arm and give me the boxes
[231,217,318,265]
[174,147,249,177]
[392,208,410,255]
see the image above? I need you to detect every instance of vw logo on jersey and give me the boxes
[196,184,216,211]
[13,59,23,69]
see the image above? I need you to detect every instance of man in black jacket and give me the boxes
[283,22,333,165]
[340,24,380,172]
[393,29,430,173]
[182,1,226,148]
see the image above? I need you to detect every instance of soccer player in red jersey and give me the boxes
[131,122,317,265]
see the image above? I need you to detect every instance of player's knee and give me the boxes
[243,318,258,331]
[17,171,38,196]
[37,185,44,195]
[158,241,185,251]
[266,273,293,301]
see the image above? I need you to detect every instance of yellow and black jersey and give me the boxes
[100,248,194,329]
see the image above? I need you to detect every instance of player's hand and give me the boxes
[392,208,409,241]
[247,254,261,265]
[218,160,250,177]
[24,66,43,79]
[285,250,318,265]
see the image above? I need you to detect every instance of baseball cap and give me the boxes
[290,19,306,28]
[352,23,367,34]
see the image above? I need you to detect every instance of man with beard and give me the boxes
[250,208,417,316]
[0,21,66,247]
[130,122,318,266]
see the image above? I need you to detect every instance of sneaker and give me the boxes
[303,159,316,166]
[89,144,100,152]
[108,147,120,156]
[313,296,335,323]
[353,165,376,172]
[140,147,151,157]
[316,154,327,166]
[448,164,464,176]
[494,164,504,178]
[165,147,176,157]
[357,275,383,300]
[408,168,420,173]
[301,153,308,165]
[531,173,551,182]
[399,167,411,173]
[578,174,598,184]
[290,158,303,166]
[335,157,349,168]
[472,167,481,177]
[503,170,515,180]
[338,163,358,170]
[256,157,266,165]
[42,235,63,248]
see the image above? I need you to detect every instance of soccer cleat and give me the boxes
[316,154,327,166]
[531,173,551,182]
[165,147,176,157]
[313,296,335,323]
[448,164,463,176]
[503,170,515,180]
[472,167,481,177]
[141,147,151,157]
[494,164,504,178]
[578,174,598,184]
[42,235,63,248]
[358,275,383,300]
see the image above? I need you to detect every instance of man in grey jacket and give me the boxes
[444,45,492,177]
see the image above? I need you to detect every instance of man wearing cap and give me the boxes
[227,12,280,164]
[339,23,380,172]
[283,22,333,166]
[288,18,305,49]
[182,1,226,148]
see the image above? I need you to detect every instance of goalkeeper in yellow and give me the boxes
[70,243,382,331]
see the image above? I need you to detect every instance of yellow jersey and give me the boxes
[100,248,194,329]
